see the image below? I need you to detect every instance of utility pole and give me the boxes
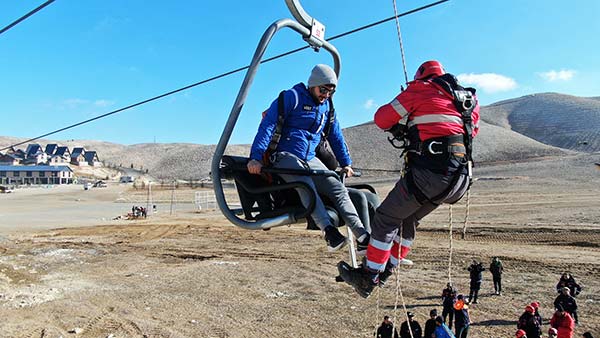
[170,180,175,215]
[146,181,153,218]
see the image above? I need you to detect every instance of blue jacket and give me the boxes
[434,324,455,338]
[249,83,352,167]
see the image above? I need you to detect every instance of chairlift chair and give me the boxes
[211,0,379,267]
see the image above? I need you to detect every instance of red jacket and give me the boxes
[550,312,574,338]
[374,79,480,142]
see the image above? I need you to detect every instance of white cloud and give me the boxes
[94,99,114,107]
[59,98,114,112]
[363,99,376,109]
[63,98,88,107]
[457,73,517,93]
[538,69,575,82]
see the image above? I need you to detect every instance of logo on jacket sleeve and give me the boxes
[303,105,313,111]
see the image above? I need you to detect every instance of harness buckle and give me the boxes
[427,141,444,155]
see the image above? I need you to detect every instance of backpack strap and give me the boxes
[266,91,287,155]
[323,96,335,137]
[269,91,335,149]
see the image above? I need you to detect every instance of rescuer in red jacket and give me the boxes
[338,60,480,298]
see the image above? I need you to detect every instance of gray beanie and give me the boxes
[308,64,337,87]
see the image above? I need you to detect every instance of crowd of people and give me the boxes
[514,273,586,338]
[130,205,147,218]
[373,270,591,338]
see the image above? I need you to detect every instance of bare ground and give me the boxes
[0,155,599,338]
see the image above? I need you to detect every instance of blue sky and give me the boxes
[1,0,598,145]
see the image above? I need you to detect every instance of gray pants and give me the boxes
[367,166,468,271]
[273,152,367,238]
[347,187,380,234]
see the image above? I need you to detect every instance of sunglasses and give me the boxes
[318,85,336,95]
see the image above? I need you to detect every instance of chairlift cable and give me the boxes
[0,0,56,36]
[1,0,448,152]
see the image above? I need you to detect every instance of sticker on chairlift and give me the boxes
[311,19,325,41]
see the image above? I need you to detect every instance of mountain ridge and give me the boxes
[2,92,596,179]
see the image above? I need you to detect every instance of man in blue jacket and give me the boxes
[247,64,369,252]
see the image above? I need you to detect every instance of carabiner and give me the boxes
[427,141,443,155]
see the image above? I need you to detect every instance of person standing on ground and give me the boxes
[516,329,528,338]
[467,260,485,304]
[454,295,471,338]
[247,64,370,252]
[556,273,582,298]
[377,315,400,338]
[337,60,480,298]
[550,306,574,338]
[442,283,457,329]
[434,316,455,338]
[554,287,578,324]
[424,309,439,338]
[518,305,542,338]
[489,256,503,295]
[530,302,543,331]
[400,312,423,338]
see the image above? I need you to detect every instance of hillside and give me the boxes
[4,91,596,179]
[480,92,600,152]
[0,137,249,180]
[343,119,568,171]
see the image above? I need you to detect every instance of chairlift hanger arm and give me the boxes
[285,0,326,50]
[285,0,313,28]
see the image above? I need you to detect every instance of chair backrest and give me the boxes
[220,155,377,230]
[221,155,304,220]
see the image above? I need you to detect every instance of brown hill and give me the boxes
[4,92,592,179]
[480,92,600,152]
[343,120,568,171]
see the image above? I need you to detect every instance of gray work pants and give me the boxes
[273,152,367,238]
[369,166,468,270]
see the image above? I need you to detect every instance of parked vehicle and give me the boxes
[120,176,134,183]
[0,185,13,193]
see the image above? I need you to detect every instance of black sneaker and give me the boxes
[356,233,369,256]
[378,267,394,287]
[337,261,377,298]
[324,226,347,252]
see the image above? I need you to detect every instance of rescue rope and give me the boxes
[462,189,471,239]
[374,287,381,337]
[448,205,453,284]
[387,224,414,338]
[391,0,410,84]
[393,267,414,338]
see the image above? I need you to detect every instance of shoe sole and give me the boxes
[337,261,371,298]
[399,259,414,266]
